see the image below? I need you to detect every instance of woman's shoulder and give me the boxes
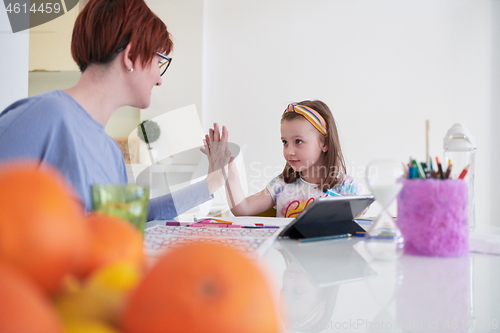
[25,90,68,105]
[2,90,74,118]
[32,90,97,126]
[0,91,70,130]
[35,90,80,116]
[1,90,101,141]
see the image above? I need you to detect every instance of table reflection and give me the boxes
[263,228,500,333]
[276,238,375,332]
[396,255,471,332]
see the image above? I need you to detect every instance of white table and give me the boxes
[259,223,500,333]
[145,218,500,333]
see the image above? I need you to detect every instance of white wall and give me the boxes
[492,1,500,224]
[0,6,29,111]
[203,0,496,225]
[145,0,204,165]
[28,6,79,71]
[145,0,203,121]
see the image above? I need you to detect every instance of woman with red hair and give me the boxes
[0,0,230,220]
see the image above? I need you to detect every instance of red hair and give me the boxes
[71,0,173,72]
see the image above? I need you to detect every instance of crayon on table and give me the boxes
[166,221,191,227]
[211,218,233,224]
[189,223,242,228]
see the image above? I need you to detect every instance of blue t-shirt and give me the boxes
[0,90,211,220]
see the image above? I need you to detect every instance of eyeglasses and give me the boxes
[115,46,171,76]
[155,51,172,76]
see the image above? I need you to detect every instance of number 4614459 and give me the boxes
[5,2,62,14]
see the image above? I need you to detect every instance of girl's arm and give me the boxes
[201,124,274,216]
[225,160,275,216]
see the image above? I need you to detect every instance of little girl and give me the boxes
[221,100,363,218]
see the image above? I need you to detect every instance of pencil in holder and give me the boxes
[396,178,469,257]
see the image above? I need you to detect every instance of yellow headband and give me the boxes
[284,103,327,135]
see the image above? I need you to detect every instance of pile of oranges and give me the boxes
[0,161,280,333]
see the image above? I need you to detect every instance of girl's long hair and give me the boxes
[279,100,346,190]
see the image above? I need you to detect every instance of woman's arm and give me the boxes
[147,180,212,221]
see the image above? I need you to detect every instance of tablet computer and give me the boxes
[278,195,375,240]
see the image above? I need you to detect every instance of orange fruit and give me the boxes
[0,259,63,333]
[80,214,145,277]
[0,161,89,294]
[120,242,280,333]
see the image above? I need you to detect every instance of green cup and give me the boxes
[91,184,149,233]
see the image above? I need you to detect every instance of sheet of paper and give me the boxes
[469,233,500,256]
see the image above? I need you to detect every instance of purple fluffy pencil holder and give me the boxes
[396,178,469,257]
